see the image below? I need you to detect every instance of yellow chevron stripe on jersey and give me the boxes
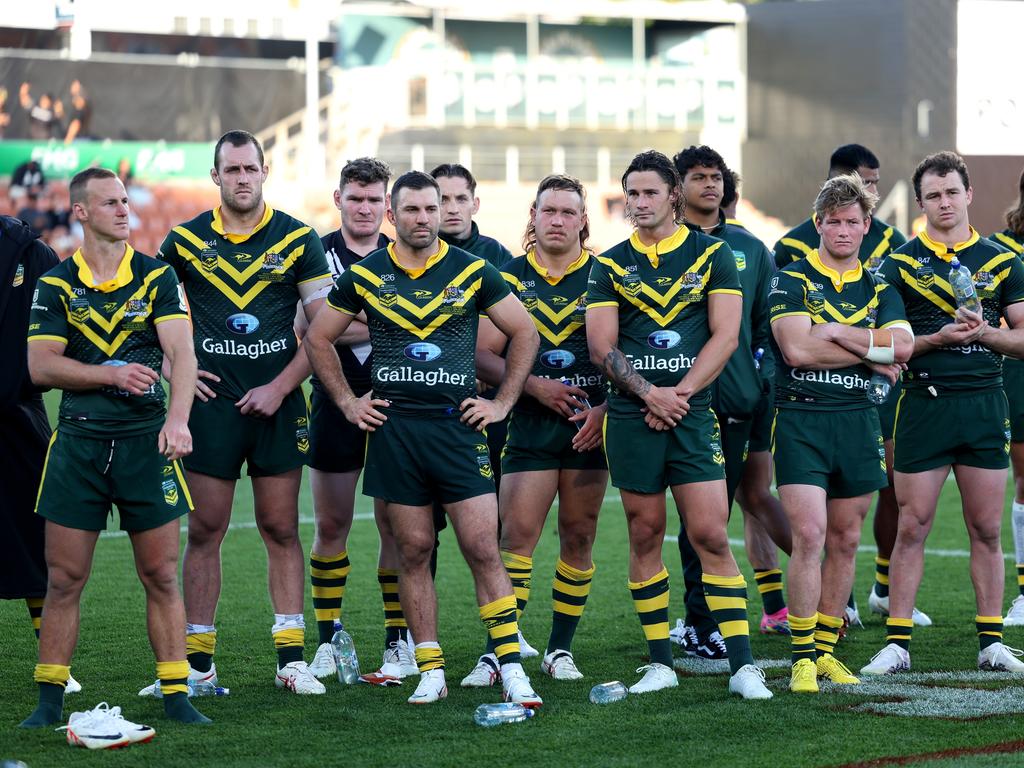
[779,269,884,325]
[534,297,581,325]
[781,237,816,261]
[350,259,485,320]
[977,251,1018,276]
[173,224,311,284]
[40,267,171,335]
[897,267,957,316]
[869,227,895,263]
[174,241,306,310]
[531,317,584,347]
[888,253,955,295]
[994,232,1024,254]
[353,278,483,340]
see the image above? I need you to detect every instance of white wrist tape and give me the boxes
[864,329,895,364]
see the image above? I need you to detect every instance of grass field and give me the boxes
[4,465,1024,767]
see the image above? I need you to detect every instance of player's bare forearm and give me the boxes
[305,326,357,410]
[475,347,507,389]
[979,325,1024,358]
[163,336,197,423]
[493,324,538,410]
[28,342,121,391]
[336,319,370,345]
[601,347,652,399]
[266,346,312,397]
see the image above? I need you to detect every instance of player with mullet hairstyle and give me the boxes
[305,171,544,706]
[461,175,608,687]
[20,167,208,728]
[300,157,418,681]
[864,152,1024,676]
[668,146,793,661]
[991,169,1024,628]
[769,174,912,693]
[151,130,335,696]
[586,150,771,699]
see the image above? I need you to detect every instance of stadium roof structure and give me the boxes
[339,0,746,24]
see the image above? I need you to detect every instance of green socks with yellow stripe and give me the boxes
[310,551,351,644]
[159,660,211,724]
[629,567,672,667]
[548,559,595,653]
[702,573,755,674]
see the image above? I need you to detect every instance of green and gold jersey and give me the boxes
[774,215,907,272]
[27,246,189,436]
[989,230,1024,377]
[500,250,606,415]
[157,205,329,401]
[877,228,1024,392]
[700,216,775,418]
[587,225,742,417]
[769,251,906,410]
[327,241,510,413]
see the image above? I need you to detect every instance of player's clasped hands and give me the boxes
[236,382,287,417]
[570,401,607,452]
[641,385,690,431]
[109,362,160,396]
[340,391,390,432]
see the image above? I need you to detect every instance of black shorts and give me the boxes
[0,399,49,599]
[308,385,367,474]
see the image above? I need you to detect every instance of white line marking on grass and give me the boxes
[99,513,375,539]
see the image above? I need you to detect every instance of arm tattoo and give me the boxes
[602,348,652,399]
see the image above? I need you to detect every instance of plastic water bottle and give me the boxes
[331,627,361,684]
[589,681,629,704]
[753,348,764,371]
[473,702,535,727]
[949,257,982,315]
[150,680,229,698]
[866,373,891,405]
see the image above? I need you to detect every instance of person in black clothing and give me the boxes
[0,215,79,693]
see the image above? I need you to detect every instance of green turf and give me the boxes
[3,449,1024,765]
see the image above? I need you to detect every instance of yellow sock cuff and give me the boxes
[976,615,1003,623]
[34,663,70,686]
[500,550,533,570]
[556,559,595,581]
[479,594,517,620]
[887,617,914,629]
[628,567,669,590]
[816,612,844,629]
[788,614,817,632]
[186,631,217,656]
[378,568,399,578]
[273,627,305,649]
[25,597,45,609]
[875,556,890,567]
[702,572,747,588]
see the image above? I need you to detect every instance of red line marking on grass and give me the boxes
[832,739,1024,768]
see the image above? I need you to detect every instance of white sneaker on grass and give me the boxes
[61,702,154,749]
[541,650,584,681]
[860,643,911,676]
[502,666,542,706]
[728,664,773,700]
[65,674,82,695]
[866,590,933,626]
[979,642,1024,672]
[408,668,447,704]
[628,663,678,694]
[460,653,500,687]
[1004,595,1024,627]
[275,661,326,694]
[378,639,419,679]
[308,643,336,679]
[519,631,539,658]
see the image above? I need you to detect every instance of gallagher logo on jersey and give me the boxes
[647,330,681,350]
[540,350,575,369]
[226,313,261,335]
[404,342,442,362]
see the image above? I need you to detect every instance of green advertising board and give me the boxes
[0,140,212,181]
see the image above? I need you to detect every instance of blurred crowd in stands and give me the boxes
[0,79,92,142]
[0,163,217,260]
